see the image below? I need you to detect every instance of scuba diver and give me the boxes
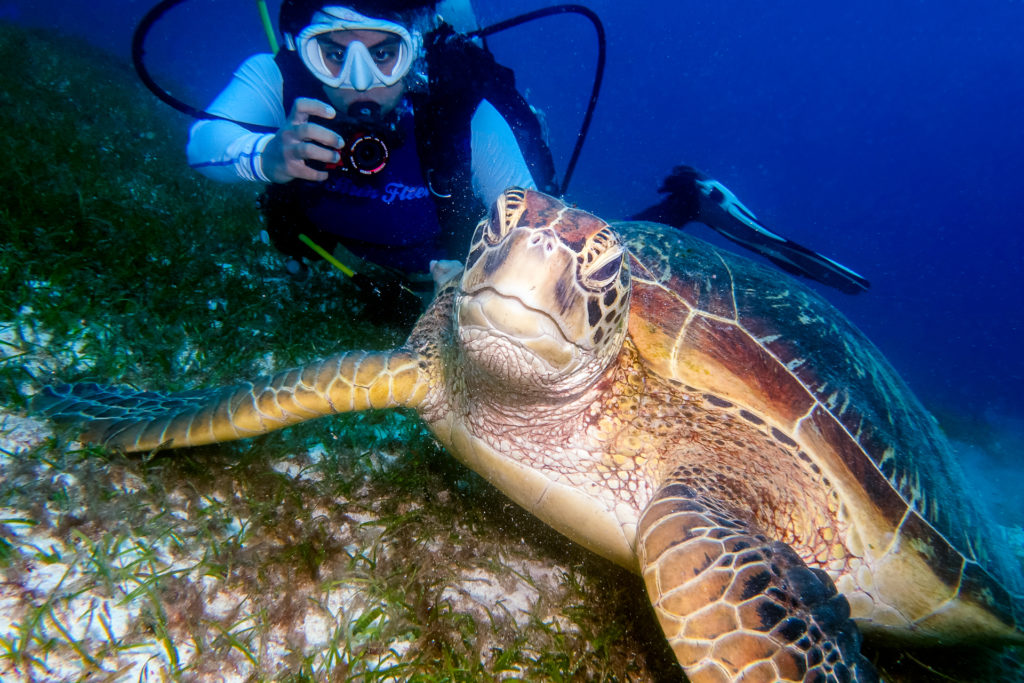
[187,0,556,301]
[184,0,869,314]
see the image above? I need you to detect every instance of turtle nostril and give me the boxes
[529,229,558,253]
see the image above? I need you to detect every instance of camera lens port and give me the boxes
[347,135,389,174]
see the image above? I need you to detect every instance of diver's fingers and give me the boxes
[286,99,344,150]
[262,124,336,183]
[299,140,339,165]
[292,121,343,151]
[288,97,336,125]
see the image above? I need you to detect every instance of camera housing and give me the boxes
[324,130,390,175]
[307,102,402,178]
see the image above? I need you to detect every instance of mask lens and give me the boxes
[316,36,347,76]
[317,32,403,78]
[365,36,402,76]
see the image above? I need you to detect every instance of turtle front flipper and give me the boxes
[34,349,428,452]
[638,482,877,682]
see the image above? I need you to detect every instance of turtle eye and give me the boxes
[483,211,509,246]
[579,228,623,289]
[588,252,622,281]
[582,250,624,289]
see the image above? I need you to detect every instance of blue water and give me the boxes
[14,1,1024,484]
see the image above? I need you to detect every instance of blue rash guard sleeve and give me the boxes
[186,54,286,183]
[469,98,537,207]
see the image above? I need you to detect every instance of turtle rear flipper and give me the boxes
[638,482,877,682]
[33,349,428,452]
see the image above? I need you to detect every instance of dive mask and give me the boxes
[296,6,422,91]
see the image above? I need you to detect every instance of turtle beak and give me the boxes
[457,288,579,372]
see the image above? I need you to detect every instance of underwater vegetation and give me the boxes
[0,21,1020,683]
[0,22,676,682]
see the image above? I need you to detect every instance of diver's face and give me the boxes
[317,29,406,116]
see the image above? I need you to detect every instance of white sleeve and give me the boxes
[469,99,537,208]
[186,54,288,183]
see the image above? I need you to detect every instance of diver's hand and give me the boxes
[261,98,344,183]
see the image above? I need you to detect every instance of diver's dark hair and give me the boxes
[279,0,438,36]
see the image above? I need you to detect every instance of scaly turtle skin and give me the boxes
[36,189,1023,682]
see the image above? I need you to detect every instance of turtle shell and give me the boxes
[614,220,1022,634]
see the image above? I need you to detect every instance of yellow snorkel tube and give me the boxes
[256,0,279,53]
[297,234,422,325]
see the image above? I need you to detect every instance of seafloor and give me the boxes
[1,22,1021,682]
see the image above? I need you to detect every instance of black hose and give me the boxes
[132,0,276,132]
[469,4,605,196]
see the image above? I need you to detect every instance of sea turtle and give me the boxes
[35,188,1023,682]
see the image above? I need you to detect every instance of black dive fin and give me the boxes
[634,166,871,294]
[693,175,870,294]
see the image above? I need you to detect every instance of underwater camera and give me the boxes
[308,103,398,177]
[340,132,389,175]
[312,128,391,176]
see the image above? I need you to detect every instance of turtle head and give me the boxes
[456,188,631,397]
